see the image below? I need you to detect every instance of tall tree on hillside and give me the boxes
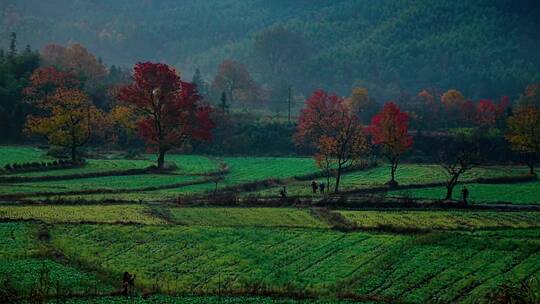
[441,89,466,127]
[25,88,105,161]
[211,59,258,106]
[118,62,214,169]
[0,36,40,141]
[254,26,308,83]
[368,102,413,186]
[295,90,369,192]
[506,105,540,174]
[192,68,209,99]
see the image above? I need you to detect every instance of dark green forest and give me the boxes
[2,0,539,100]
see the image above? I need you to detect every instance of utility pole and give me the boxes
[287,86,292,123]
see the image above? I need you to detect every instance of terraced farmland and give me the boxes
[0,204,164,224]
[0,222,114,297]
[339,210,540,230]
[250,164,529,198]
[169,207,329,228]
[0,146,52,167]
[49,224,540,303]
[389,180,540,205]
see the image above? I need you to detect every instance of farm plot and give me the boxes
[339,210,540,231]
[49,224,540,303]
[0,222,114,296]
[0,174,204,196]
[27,156,321,201]
[8,158,152,177]
[169,207,329,228]
[389,180,540,204]
[0,204,164,224]
[0,146,52,168]
[57,295,363,303]
[250,164,528,197]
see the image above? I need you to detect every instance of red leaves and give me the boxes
[23,67,80,103]
[368,102,412,155]
[295,90,347,145]
[118,62,214,153]
[476,99,497,127]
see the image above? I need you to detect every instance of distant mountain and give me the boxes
[1,0,539,100]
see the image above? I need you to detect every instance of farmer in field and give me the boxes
[279,186,287,198]
[319,182,326,194]
[461,186,469,204]
[311,180,318,193]
[122,271,136,295]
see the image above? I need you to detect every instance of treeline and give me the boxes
[2,0,539,100]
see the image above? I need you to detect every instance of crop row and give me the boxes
[389,180,540,204]
[49,224,540,303]
[340,210,540,230]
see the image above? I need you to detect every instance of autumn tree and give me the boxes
[295,90,369,192]
[23,67,80,103]
[345,87,378,123]
[506,105,540,174]
[211,59,258,106]
[437,133,480,200]
[41,43,107,89]
[25,88,104,161]
[476,99,497,128]
[118,62,214,169]
[441,89,466,126]
[368,102,413,186]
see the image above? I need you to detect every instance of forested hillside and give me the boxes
[1,0,539,100]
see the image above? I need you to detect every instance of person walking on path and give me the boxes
[311,180,318,193]
[319,182,326,194]
[462,186,469,204]
[279,186,287,198]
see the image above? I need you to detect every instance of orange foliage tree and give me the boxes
[25,88,104,161]
[295,90,369,192]
[506,105,540,174]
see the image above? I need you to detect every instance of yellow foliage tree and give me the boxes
[506,105,540,174]
[25,88,104,161]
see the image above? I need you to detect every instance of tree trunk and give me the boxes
[530,163,535,175]
[157,150,166,169]
[445,184,454,200]
[334,165,342,193]
[71,145,77,163]
[390,161,397,183]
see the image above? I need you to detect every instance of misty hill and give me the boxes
[2,0,539,100]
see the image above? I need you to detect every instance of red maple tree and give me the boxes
[118,62,214,169]
[368,102,413,186]
[476,99,497,127]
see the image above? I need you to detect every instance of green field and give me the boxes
[0,222,114,297]
[48,224,540,303]
[1,146,540,303]
[250,164,529,198]
[169,207,329,228]
[389,180,540,204]
[0,204,164,224]
[0,146,52,167]
[339,210,540,230]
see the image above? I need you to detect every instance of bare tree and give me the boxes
[437,134,480,200]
